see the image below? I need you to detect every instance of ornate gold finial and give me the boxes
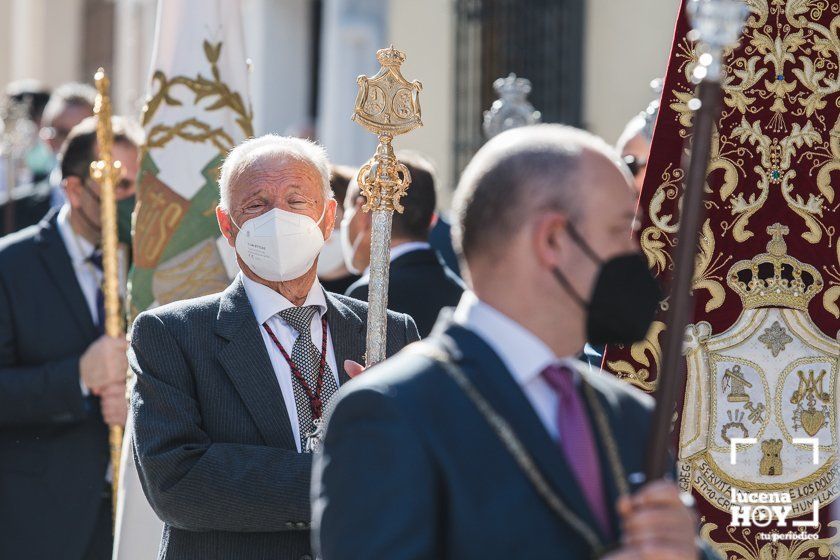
[727,223,823,311]
[376,45,406,67]
[90,68,123,186]
[352,46,422,214]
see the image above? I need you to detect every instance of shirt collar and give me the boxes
[361,241,432,277]
[56,203,94,266]
[452,291,579,386]
[240,272,328,326]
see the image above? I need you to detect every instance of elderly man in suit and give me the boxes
[0,116,140,560]
[313,125,718,559]
[342,152,464,337]
[130,135,419,560]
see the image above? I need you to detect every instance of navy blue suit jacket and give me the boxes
[0,211,109,559]
[346,248,465,337]
[313,317,718,559]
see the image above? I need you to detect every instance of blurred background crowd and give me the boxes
[0,0,677,230]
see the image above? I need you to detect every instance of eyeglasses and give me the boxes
[623,154,648,177]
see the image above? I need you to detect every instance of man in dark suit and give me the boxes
[313,125,718,559]
[0,116,140,559]
[130,135,419,560]
[342,152,465,337]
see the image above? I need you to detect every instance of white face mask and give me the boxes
[232,205,327,282]
[340,209,364,275]
[317,233,345,276]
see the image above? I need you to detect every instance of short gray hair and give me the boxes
[218,134,331,211]
[452,124,623,263]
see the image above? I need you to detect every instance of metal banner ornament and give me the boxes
[90,68,125,521]
[0,97,37,234]
[645,0,749,481]
[352,46,422,366]
[482,73,541,139]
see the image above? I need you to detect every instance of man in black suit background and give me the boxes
[130,135,419,560]
[0,116,141,559]
[313,125,717,559]
[342,151,464,337]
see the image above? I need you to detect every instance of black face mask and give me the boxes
[117,194,136,245]
[552,225,662,346]
[80,180,135,246]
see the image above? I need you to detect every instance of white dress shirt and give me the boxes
[452,290,580,441]
[241,273,340,452]
[57,204,102,325]
[57,205,104,398]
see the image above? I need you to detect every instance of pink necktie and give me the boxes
[542,364,612,537]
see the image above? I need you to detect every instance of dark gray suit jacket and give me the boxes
[313,317,720,559]
[130,275,419,560]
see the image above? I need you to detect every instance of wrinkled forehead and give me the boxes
[230,156,324,200]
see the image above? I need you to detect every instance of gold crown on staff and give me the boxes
[352,46,422,214]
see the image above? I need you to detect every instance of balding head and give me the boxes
[452,124,630,266]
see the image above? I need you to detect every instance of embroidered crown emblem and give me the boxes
[727,223,823,311]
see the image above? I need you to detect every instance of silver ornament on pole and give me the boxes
[482,73,541,139]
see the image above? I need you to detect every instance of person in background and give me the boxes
[615,80,661,195]
[342,151,465,337]
[6,79,52,183]
[429,213,461,278]
[318,164,360,294]
[41,82,97,209]
[0,82,97,235]
[0,115,141,560]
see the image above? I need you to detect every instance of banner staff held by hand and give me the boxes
[90,67,125,522]
[644,0,748,481]
[352,46,422,366]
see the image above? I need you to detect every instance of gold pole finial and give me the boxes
[90,67,125,524]
[352,47,422,214]
[352,47,422,366]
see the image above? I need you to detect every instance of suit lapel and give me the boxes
[443,324,607,538]
[35,214,97,339]
[324,292,365,385]
[216,277,296,449]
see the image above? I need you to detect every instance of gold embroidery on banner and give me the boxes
[656,0,839,251]
[700,520,840,560]
[693,219,730,312]
[142,40,254,152]
[758,438,783,476]
[825,243,840,319]
[605,320,665,392]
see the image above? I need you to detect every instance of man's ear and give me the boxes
[63,177,82,208]
[216,206,235,247]
[323,197,338,241]
[533,212,568,269]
